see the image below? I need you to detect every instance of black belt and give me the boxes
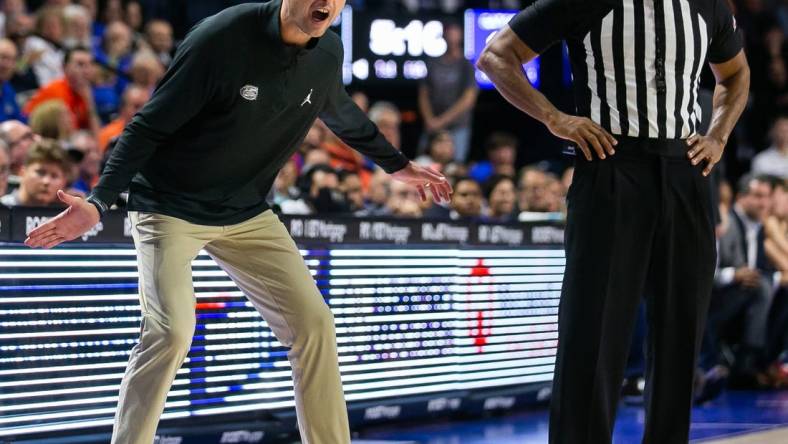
[565,135,692,159]
[613,135,692,158]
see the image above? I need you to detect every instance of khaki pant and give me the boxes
[112,210,350,444]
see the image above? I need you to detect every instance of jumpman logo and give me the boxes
[301,89,313,107]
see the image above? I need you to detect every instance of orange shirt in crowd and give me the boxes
[322,139,372,191]
[23,78,91,130]
[98,118,125,153]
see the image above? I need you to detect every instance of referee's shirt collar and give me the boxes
[262,0,320,60]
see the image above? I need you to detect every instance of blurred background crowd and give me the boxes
[0,0,785,403]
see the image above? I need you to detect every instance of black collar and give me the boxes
[261,0,319,58]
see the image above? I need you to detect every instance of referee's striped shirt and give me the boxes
[509,0,744,140]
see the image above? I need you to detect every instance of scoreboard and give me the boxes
[0,210,565,442]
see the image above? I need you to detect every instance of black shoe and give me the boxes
[694,365,729,405]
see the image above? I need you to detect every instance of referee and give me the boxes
[479,0,749,442]
[24,1,451,443]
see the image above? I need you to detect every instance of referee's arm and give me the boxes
[477,27,616,161]
[687,0,750,176]
[687,51,750,176]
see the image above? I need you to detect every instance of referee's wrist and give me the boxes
[705,129,728,146]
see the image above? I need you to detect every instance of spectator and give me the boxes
[305,164,349,214]
[386,180,424,218]
[362,168,391,215]
[0,119,39,175]
[75,0,102,42]
[469,132,518,184]
[6,12,39,94]
[23,6,65,86]
[98,84,149,152]
[93,21,133,116]
[351,90,369,114]
[44,0,71,7]
[62,4,93,50]
[101,0,124,25]
[517,166,547,212]
[418,21,478,162]
[67,130,100,194]
[281,164,348,215]
[392,198,423,218]
[339,170,365,213]
[561,166,574,195]
[0,0,27,38]
[302,147,331,170]
[545,174,566,213]
[301,122,326,152]
[0,38,24,122]
[29,98,72,140]
[442,162,469,184]
[763,179,788,385]
[484,174,517,223]
[739,0,788,150]
[128,50,164,91]
[144,19,174,67]
[518,166,564,221]
[752,115,788,179]
[415,130,455,169]
[91,58,123,123]
[24,47,100,135]
[0,138,69,206]
[124,1,144,35]
[0,139,9,198]
[765,179,788,275]
[271,157,300,207]
[708,174,776,384]
[717,179,735,237]
[369,101,401,150]
[319,119,369,180]
[95,20,133,74]
[449,176,483,221]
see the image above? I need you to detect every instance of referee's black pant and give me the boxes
[549,137,717,444]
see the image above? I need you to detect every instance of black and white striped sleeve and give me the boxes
[707,0,743,64]
[508,0,574,54]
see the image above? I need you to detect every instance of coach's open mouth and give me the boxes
[311,7,330,23]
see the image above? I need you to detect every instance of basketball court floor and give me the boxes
[356,391,788,443]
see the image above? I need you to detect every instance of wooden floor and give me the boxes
[359,391,788,443]
[707,427,788,444]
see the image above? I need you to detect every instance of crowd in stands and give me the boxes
[0,0,785,401]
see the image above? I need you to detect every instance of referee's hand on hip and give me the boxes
[686,133,725,177]
[546,111,618,161]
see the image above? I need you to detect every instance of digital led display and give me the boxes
[0,243,563,439]
[464,9,541,89]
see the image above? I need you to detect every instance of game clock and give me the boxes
[333,7,542,88]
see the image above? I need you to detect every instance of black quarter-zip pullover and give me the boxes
[90,0,409,225]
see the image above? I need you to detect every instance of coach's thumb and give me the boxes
[57,190,77,206]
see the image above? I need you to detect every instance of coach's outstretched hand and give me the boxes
[391,161,453,204]
[24,190,101,249]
